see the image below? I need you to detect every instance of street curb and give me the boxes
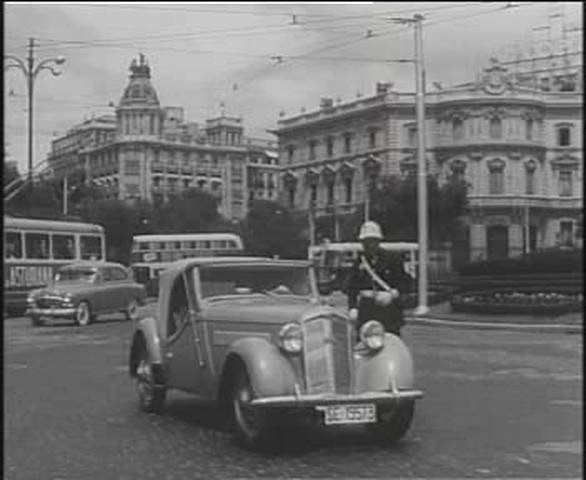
[406,315,583,333]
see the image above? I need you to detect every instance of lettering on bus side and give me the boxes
[4,265,55,288]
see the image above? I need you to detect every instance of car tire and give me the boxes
[125,298,139,321]
[30,315,44,327]
[231,366,273,450]
[369,400,415,445]
[135,348,166,414]
[75,301,92,327]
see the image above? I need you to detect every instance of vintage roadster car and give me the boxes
[26,261,147,326]
[129,257,423,449]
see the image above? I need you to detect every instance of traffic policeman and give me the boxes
[346,221,412,336]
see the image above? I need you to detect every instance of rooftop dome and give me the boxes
[118,53,160,107]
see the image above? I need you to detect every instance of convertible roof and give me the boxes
[164,256,310,274]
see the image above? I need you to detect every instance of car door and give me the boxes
[110,266,133,310]
[165,271,209,395]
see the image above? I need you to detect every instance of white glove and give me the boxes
[348,308,358,322]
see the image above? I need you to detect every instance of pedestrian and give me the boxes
[346,221,413,337]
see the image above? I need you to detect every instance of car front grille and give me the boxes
[36,297,68,308]
[302,315,352,395]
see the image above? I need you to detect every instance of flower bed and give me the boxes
[451,290,583,316]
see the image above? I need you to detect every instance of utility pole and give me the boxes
[391,13,429,315]
[63,174,68,215]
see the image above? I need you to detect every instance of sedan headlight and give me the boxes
[27,293,36,304]
[359,320,385,352]
[278,322,303,354]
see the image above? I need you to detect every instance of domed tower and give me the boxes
[116,53,162,137]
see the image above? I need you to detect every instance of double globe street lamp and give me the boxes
[4,38,65,187]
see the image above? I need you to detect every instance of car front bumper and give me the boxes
[249,389,423,409]
[26,307,76,318]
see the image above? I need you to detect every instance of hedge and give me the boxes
[457,248,583,276]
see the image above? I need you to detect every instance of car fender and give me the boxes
[129,316,163,377]
[222,337,297,398]
[353,334,416,393]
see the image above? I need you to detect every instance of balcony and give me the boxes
[181,165,192,175]
[151,162,165,173]
[209,167,223,177]
[469,195,582,210]
[167,164,179,174]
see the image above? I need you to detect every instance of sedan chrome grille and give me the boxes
[36,297,67,308]
[302,315,352,395]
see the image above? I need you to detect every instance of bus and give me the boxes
[308,241,418,293]
[130,233,244,296]
[4,216,106,315]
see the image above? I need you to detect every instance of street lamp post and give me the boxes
[4,38,65,187]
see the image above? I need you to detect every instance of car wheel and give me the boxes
[30,315,44,327]
[369,400,415,445]
[75,301,92,326]
[231,366,272,449]
[135,348,166,414]
[125,298,139,321]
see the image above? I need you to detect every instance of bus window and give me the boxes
[52,234,75,260]
[138,242,149,251]
[80,235,103,260]
[5,232,22,259]
[166,242,175,250]
[158,242,166,250]
[188,241,197,249]
[203,241,211,249]
[174,241,181,249]
[227,240,236,250]
[25,233,50,259]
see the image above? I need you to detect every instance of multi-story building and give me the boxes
[47,54,278,220]
[274,56,582,262]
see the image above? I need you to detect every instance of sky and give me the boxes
[4,2,583,175]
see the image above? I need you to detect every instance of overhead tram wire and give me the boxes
[33,3,490,50]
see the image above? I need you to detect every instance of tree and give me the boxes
[153,188,220,233]
[243,199,308,259]
[370,174,468,246]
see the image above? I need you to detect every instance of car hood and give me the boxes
[32,282,92,297]
[201,296,344,325]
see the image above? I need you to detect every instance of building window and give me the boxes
[326,182,335,205]
[310,185,317,206]
[287,145,295,164]
[407,125,417,147]
[344,133,352,154]
[558,170,573,197]
[344,177,353,203]
[489,117,502,139]
[308,140,317,160]
[450,162,466,183]
[288,187,295,208]
[452,118,464,142]
[559,221,574,247]
[525,168,535,195]
[557,126,571,146]
[326,137,334,157]
[489,163,505,195]
[525,119,533,141]
[368,129,378,149]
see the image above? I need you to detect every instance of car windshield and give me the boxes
[198,264,314,300]
[55,268,97,283]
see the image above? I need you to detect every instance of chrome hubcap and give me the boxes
[136,359,153,404]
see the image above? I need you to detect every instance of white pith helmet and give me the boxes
[358,221,383,240]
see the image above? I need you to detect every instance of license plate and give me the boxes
[317,403,376,425]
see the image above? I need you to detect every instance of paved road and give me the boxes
[4,315,582,479]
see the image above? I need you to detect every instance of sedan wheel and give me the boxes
[231,367,272,449]
[125,298,139,321]
[75,301,92,326]
[135,350,166,414]
[30,315,44,327]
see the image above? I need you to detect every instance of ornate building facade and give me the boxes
[274,57,582,262]
[47,54,278,220]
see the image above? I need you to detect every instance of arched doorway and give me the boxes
[487,225,509,260]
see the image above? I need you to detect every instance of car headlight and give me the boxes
[27,293,36,304]
[278,322,303,354]
[359,320,385,352]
